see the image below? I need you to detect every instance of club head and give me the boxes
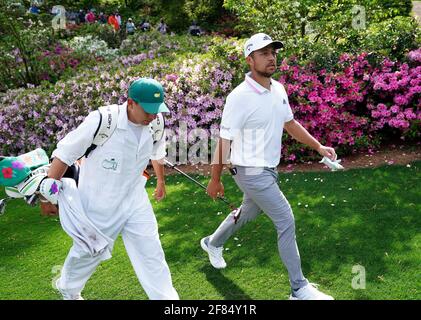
[0,198,7,215]
[25,194,38,207]
[233,205,242,224]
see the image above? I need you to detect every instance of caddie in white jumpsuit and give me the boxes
[42,78,179,300]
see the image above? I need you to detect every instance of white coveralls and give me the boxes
[52,102,179,299]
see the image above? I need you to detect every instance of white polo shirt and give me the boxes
[220,73,294,168]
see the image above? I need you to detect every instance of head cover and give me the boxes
[0,156,31,187]
[128,78,170,114]
[149,113,165,143]
[244,33,283,58]
[16,165,50,196]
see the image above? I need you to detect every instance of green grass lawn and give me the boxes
[0,162,420,300]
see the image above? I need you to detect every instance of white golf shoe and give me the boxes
[55,278,84,300]
[200,236,227,269]
[289,283,334,300]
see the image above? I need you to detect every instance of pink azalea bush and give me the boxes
[278,53,371,159]
[278,51,420,160]
[37,44,81,83]
[367,55,421,137]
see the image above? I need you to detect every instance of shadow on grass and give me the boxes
[199,265,252,300]
[154,161,421,298]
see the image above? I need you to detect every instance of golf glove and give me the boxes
[39,178,62,205]
[319,156,344,171]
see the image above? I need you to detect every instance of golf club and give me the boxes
[163,159,242,223]
[0,197,11,215]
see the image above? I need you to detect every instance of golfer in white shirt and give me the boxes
[203,33,336,300]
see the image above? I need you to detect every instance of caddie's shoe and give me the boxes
[289,283,334,300]
[55,278,84,300]
[200,236,227,269]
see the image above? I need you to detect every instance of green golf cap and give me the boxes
[128,78,170,114]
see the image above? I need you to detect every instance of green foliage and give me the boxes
[36,0,102,11]
[183,0,224,28]
[361,16,419,61]
[157,0,189,32]
[0,2,58,91]
[223,0,419,67]
[367,0,413,19]
[73,22,124,48]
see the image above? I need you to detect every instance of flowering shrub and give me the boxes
[407,49,421,64]
[0,53,238,157]
[278,52,420,160]
[63,35,120,61]
[162,56,236,134]
[37,44,81,83]
[119,30,209,56]
[367,55,421,139]
[0,44,419,162]
[278,54,372,159]
[119,53,149,67]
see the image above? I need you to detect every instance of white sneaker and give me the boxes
[289,283,334,300]
[200,236,227,269]
[55,278,84,300]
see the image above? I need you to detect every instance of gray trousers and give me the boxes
[209,166,308,290]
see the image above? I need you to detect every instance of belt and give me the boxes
[229,166,276,175]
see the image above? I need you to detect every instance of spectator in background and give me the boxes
[67,10,78,25]
[139,19,151,32]
[126,18,136,35]
[29,4,40,14]
[115,12,122,27]
[157,19,168,34]
[108,13,119,31]
[78,9,86,24]
[85,10,96,23]
[99,12,107,24]
[188,21,202,36]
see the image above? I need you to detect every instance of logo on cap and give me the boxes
[154,93,161,98]
[263,35,271,41]
[246,44,253,52]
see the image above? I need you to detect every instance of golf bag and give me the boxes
[0,148,80,214]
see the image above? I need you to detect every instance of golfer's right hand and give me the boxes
[39,198,58,216]
[207,179,224,200]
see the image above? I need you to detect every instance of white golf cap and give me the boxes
[244,33,283,58]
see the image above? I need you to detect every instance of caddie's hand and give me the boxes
[317,145,337,161]
[206,179,224,200]
[39,197,58,216]
[154,181,166,202]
